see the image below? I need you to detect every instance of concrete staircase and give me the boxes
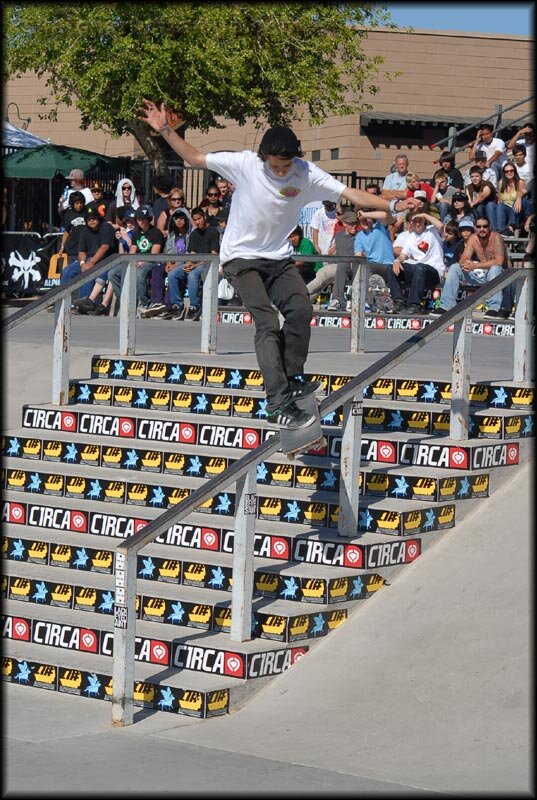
[3,355,533,719]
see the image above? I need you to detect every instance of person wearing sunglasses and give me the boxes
[497,163,534,236]
[431,216,508,319]
[200,184,223,226]
[156,186,191,237]
[105,177,139,225]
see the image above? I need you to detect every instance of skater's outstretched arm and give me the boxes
[138,99,207,169]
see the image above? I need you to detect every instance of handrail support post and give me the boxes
[450,314,472,440]
[111,546,137,726]
[119,262,137,356]
[338,397,363,536]
[51,295,72,406]
[230,468,257,641]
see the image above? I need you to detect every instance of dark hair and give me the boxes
[444,221,461,239]
[432,169,448,181]
[499,164,521,192]
[480,123,493,133]
[364,182,380,194]
[69,191,86,207]
[439,151,455,164]
[191,207,205,218]
[513,144,527,155]
[290,225,303,238]
[469,166,483,176]
[152,174,174,193]
[257,125,304,160]
[450,195,473,217]
[169,211,189,234]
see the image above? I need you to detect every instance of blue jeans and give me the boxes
[107,261,155,307]
[496,198,535,231]
[472,202,499,231]
[386,261,441,306]
[59,260,93,299]
[168,263,208,309]
[439,262,503,310]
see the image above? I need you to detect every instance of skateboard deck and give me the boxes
[280,393,326,460]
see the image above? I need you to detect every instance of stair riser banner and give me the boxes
[2,501,422,569]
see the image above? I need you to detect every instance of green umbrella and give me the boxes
[2,142,118,178]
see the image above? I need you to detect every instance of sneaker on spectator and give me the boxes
[266,401,316,430]
[406,303,424,315]
[73,297,96,314]
[327,298,341,311]
[429,306,448,316]
[136,304,149,318]
[483,308,503,319]
[171,305,187,320]
[90,303,110,316]
[186,305,201,321]
[386,300,406,314]
[140,302,167,318]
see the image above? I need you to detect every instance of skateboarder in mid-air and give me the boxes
[139,99,417,430]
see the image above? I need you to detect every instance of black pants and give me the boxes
[387,261,440,305]
[223,258,312,412]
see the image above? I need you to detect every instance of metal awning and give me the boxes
[359,111,521,128]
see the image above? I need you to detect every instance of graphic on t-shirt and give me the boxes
[280,187,301,198]
[417,240,430,253]
[135,235,152,253]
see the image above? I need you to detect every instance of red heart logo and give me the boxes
[71,512,87,532]
[180,425,196,443]
[483,324,493,335]
[310,317,318,327]
[9,503,25,522]
[61,413,76,432]
[406,542,419,560]
[271,538,289,559]
[243,430,259,448]
[134,519,147,532]
[291,647,308,664]
[376,318,385,328]
[120,418,134,437]
[243,313,252,324]
[417,241,429,253]
[13,619,30,639]
[344,546,362,568]
[80,630,97,651]
[224,653,244,676]
[342,317,351,328]
[150,641,169,664]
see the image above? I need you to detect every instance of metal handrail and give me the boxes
[429,95,534,152]
[109,264,533,726]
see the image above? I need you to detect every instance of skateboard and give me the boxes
[280,393,326,460]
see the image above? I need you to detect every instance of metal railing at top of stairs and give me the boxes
[2,251,533,726]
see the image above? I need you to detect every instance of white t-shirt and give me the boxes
[59,186,94,212]
[479,137,507,167]
[205,150,345,263]
[401,225,445,278]
[515,138,534,171]
[310,207,337,255]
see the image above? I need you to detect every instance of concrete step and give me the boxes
[4,559,359,643]
[65,379,534,439]
[2,499,430,570]
[3,637,242,718]
[16,404,533,468]
[87,355,534,410]
[2,530,386,606]
[3,469,457,533]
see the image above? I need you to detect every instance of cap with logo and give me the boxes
[475,150,487,160]
[84,204,100,220]
[341,210,358,223]
[134,205,152,220]
[413,189,427,200]
[90,181,104,191]
[452,192,467,201]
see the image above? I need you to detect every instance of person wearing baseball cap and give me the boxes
[58,168,93,217]
[139,98,418,431]
[59,202,118,307]
[90,180,109,218]
[463,149,499,190]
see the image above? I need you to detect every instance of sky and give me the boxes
[382,3,534,35]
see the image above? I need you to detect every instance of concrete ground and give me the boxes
[3,311,534,796]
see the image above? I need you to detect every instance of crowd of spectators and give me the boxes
[53,119,533,322]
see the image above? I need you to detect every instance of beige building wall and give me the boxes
[4,27,533,181]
